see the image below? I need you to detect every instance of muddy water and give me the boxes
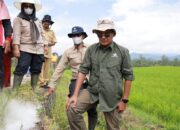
[2,100,40,130]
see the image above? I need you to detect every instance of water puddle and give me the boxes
[1,99,40,130]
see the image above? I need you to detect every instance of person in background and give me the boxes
[66,19,135,130]
[0,0,12,89]
[12,0,48,90]
[47,26,98,130]
[51,52,58,70]
[38,14,57,88]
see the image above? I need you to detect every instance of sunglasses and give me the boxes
[23,4,34,9]
[97,33,111,38]
[71,34,82,37]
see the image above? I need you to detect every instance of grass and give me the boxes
[0,91,9,128]
[51,66,180,130]
[130,66,180,130]
[50,69,71,130]
[1,66,179,130]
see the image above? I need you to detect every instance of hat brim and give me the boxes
[68,32,88,38]
[14,1,42,11]
[92,24,116,33]
[42,20,54,25]
[93,29,116,36]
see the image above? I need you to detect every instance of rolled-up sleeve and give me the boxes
[121,49,135,81]
[13,17,21,45]
[79,47,91,74]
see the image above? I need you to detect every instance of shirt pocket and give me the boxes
[107,60,123,79]
[107,60,121,71]
[69,54,82,65]
[21,21,30,35]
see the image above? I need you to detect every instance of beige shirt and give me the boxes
[44,29,57,58]
[13,17,48,54]
[48,44,88,88]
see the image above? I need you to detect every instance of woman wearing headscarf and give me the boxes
[0,0,12,89]
[12,0,48,90]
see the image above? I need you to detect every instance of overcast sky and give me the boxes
[6,0,180,55]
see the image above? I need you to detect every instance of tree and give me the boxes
[160,55,170,65]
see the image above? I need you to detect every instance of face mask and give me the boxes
[72,37,83,45]
[24,8,33,15]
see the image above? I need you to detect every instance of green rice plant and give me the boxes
[0,91,9,128]
[38,66,180,129]
[130,66,180,129]
[50,69,71,130]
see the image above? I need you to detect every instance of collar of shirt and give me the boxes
[44,28,51,32]
[73,43,87,50]
[98,42,114,51]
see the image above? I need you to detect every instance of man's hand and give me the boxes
[4,40,11,54]
[44,87,54,96]
[117,101,127,113]
[66,95,78,110]
[13,45,20,58]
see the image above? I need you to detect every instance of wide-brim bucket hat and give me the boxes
[68,26,88,38]
[14,0,42,11]
[93,19,116,34]
[42,15,54,25]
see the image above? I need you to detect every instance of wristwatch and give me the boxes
[121,99,129,104]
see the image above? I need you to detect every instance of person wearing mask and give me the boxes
[12,0,48,90]
[38,14,57,88]
[66,19,135,130]
[0,0,12,89]
[47,26,98,130]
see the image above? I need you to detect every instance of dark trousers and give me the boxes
[68,79,98,130]
[0,47,4,89]
[14,51,44,76]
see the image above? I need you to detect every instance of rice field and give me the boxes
[130,66,180,130]
[1,66,179,130]
[53,66,180,130]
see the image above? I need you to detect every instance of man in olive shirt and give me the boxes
[47,26,98,130]
[67,19,134,130]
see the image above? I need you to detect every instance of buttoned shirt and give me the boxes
[13,17,48,54]
[44,29,57,58]
[79,42,134,112]
[48,44,88,88]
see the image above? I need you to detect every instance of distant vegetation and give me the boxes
[11,54,180,68]
[132,55,180,67]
